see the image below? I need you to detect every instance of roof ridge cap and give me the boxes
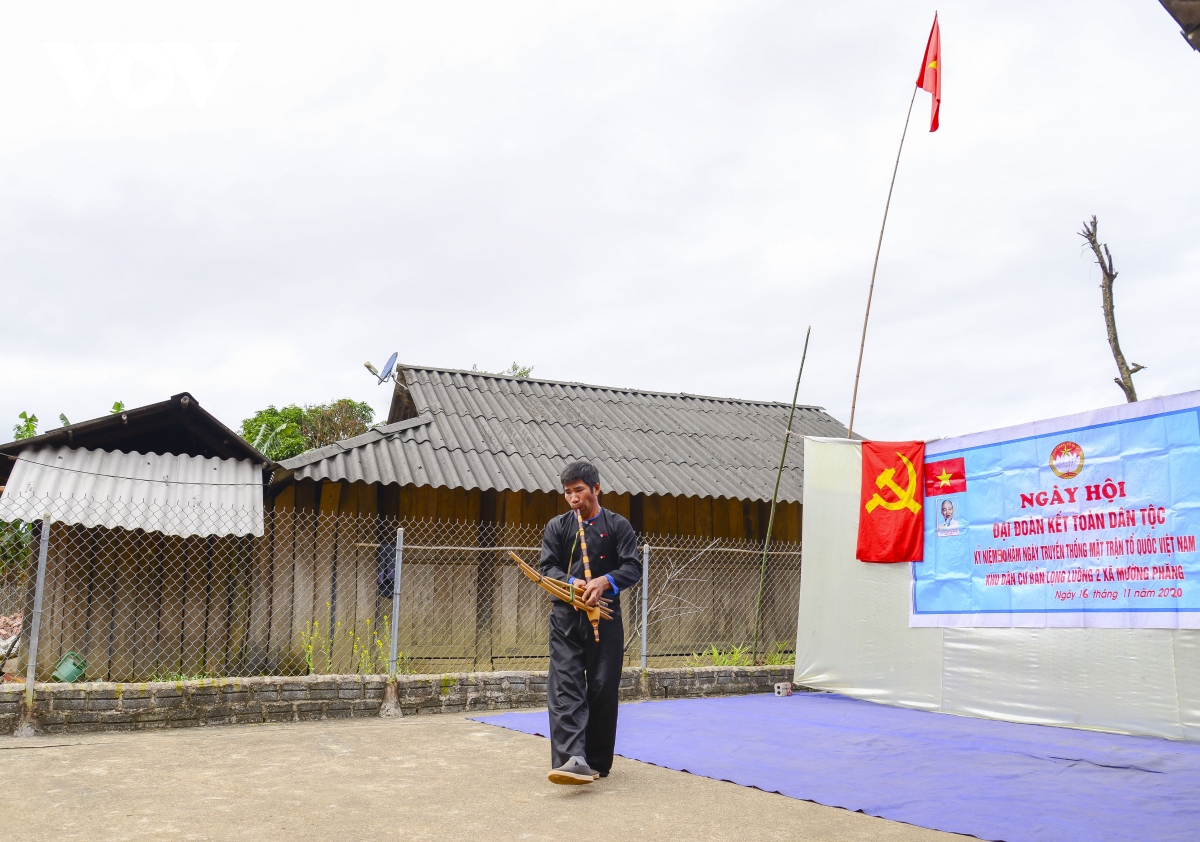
[17,443,252,466]
[280,412,435,469]
[403,364,829,410]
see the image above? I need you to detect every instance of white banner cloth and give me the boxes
[793,436,1200,741]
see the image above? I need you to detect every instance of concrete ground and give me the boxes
[5,708,967,841]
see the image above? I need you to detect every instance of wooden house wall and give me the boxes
[32,514,393,681]
[271,480,802,543]
[259,481,802,673]
[30,482,801,681]
[35,523,265,683]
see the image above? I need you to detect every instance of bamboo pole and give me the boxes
[752,326,811,663]
[847,85,918,439]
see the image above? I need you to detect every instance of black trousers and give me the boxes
[547,603,625,773]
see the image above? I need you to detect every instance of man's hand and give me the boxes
[579,576,611,608]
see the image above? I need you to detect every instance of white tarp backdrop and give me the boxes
[0,446,264,538]
[793,436,1200,741]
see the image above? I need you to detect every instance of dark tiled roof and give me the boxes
[280,367,847,503]
[1158,0,1200,51]
[0,392,272,486]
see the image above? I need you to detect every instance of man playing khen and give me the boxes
[540,460,642,785]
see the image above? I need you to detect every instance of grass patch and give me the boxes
[686,642,796,667]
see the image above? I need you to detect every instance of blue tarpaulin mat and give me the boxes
[474,692,1200,841]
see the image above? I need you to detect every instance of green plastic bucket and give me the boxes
[52,652,86,683]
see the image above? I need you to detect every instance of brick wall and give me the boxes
[0,666,796,736]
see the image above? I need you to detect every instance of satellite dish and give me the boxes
[364,352,400,385]
[379,352,399,383]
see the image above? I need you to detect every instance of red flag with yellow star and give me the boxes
[857,441,925,563]
[916,13,941,132]
[925,457,966,496]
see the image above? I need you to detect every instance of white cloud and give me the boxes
[1,0,1197,442]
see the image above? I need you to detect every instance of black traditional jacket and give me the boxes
[539,508,642,611]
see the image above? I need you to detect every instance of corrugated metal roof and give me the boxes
[0,446,264,537]
[0,392,273,487]
[281,367,848,503]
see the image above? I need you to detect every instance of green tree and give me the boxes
[0,520,31,582]
[241,405,308,461]
[300,399,374,450]
[13,412,37,440]
[13,400,129,441]
[4,412,38,578]
[240,399,375,461]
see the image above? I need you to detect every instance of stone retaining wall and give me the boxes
[0,666,795,736]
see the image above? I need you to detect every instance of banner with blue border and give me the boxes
[911,391,1200,628]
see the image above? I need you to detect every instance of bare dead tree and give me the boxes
[1079,216,1145,403]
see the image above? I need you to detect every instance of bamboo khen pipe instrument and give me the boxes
[508,552,612,631]
[574,509,601,642]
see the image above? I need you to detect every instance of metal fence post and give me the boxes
[640,543,649,670]
[24,514,52,711]
[389,527,403,677]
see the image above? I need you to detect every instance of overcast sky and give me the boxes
[1,1,1197,445]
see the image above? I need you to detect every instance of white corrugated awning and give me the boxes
[0,446,263,538]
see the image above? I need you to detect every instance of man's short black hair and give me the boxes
[560,460,600,489]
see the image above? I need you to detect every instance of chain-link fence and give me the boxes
[0,496,800,684]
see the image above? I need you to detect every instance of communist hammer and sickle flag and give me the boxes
[857,441,926,563]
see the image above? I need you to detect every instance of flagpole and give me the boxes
[752,325,811,664]
[847,84,919,439]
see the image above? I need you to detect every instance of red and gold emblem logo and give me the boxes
[1049,441,1084,479]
